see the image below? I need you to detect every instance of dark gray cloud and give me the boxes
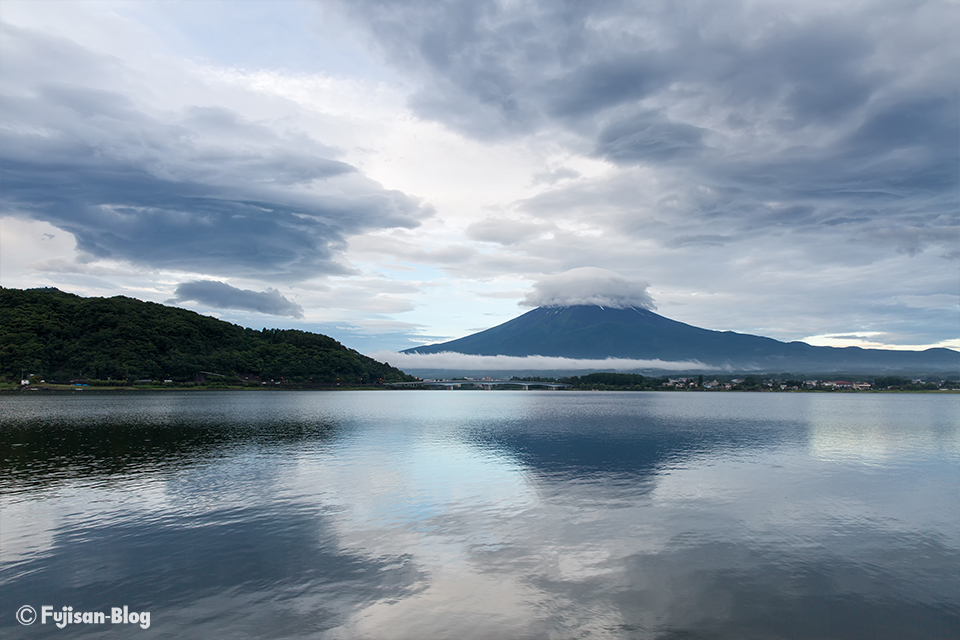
[336,1,899,136]
[0,23,431,280]
[336,0,602,138]
[335,0,958,257]
[667,235,731,249]
[595,111,706,164]
[540,53,669,121]
[169,280,304,318]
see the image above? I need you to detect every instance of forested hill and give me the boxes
[0,287,415,384]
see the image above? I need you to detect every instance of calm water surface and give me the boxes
[1,391,957,639]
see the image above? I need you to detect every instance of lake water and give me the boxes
[1,391,957,639]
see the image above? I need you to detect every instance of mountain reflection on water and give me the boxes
[1,391,958,639]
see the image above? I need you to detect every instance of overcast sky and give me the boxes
[1,0,957,357]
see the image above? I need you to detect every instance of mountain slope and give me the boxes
[0,287,414,383]
[404,305,959,373]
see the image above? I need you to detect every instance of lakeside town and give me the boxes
[399,374,958,392]
[662,376,957,391]
[7,372,959,393]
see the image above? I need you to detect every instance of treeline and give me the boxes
[0,288,415,384]
[516,373,957,391]
[547,373,666,390]
[872,376,946,391]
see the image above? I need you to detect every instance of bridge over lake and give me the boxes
[387,379,572,390]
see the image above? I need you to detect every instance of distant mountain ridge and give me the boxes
[404,305,959,373]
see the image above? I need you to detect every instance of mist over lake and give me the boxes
[2,391,957,639]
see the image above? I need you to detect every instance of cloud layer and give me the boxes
[0,23,430,281]
[371,351,711,372]
[521,267,655,310]
[0,2,956,354]
[344,0,958,249]
[168,280,304,318]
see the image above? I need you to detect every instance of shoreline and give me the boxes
[2,385,956,395]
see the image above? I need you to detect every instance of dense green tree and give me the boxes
[0,288,415,384]
[873,376,911,389]
[559,372,661,389]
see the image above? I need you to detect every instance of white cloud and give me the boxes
[521,267,656,310]
[370,351,713,372]
[802,332,960,352]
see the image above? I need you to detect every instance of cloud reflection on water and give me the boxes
[1,391,957,639]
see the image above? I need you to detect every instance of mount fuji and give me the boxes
[403,305,959,373]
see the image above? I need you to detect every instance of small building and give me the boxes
[823,380,853,389]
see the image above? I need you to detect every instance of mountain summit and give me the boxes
[404,305,959,373]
